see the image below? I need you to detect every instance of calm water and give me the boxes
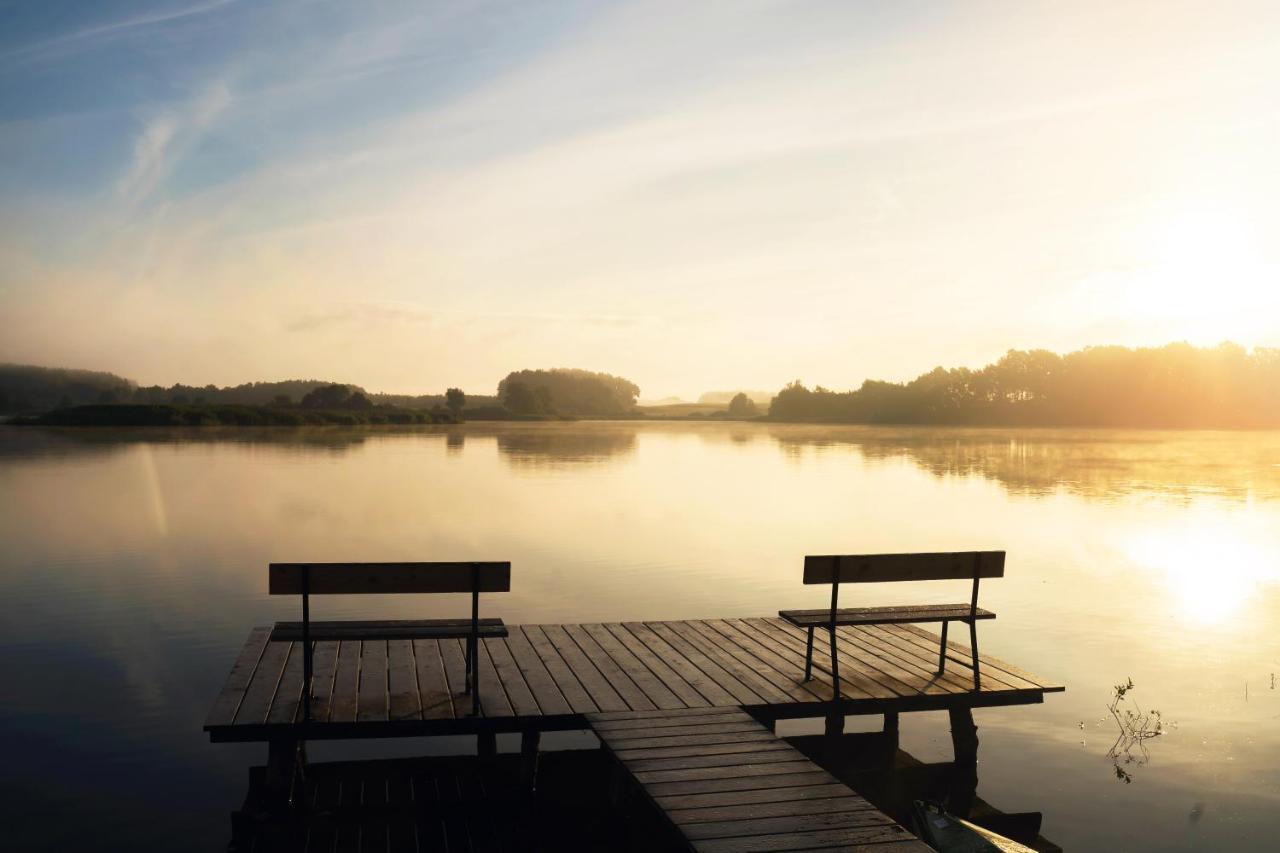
[1,423,1278,851]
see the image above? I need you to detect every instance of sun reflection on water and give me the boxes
[1124,510,1279,626]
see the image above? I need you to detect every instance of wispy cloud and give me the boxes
[0,0,238,65]
[118,81,233,204]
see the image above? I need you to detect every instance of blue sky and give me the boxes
[1,1,1277,397]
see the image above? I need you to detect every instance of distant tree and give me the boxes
[171,394,189,405]
[301,384,353,409]
[97,388,119,404]
[497,368,638,416]
[727,392,757,418]
[56,394,72,410]
[533,385,554,414]
[503,380,540,414]
[271,394,292,408]
[445,387,466,414]
[348,391,373,410]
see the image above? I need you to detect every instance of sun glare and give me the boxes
[1127,203,1278,344]
[1124,511,1278,626]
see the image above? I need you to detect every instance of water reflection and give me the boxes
[8,424,1277,503]
[492,424,637,469]
[769,425,1280,502]
[1,421,1278,851]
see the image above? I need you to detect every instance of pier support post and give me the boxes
[520,730,541,792]
[824,710,845,738]
[265,739,300,802]
[478,730,498,760]
[947,707,979,818]
[883,712,900,747]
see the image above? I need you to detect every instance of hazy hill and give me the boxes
[0,364,134,413]
[698,390,775,406]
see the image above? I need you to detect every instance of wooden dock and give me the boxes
[590,707,930,852]
[206,617,1062,741]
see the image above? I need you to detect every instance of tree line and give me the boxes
[769,342,1280,428]
[1,363,641,420]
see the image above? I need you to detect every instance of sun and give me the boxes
[1123,202,1278,345]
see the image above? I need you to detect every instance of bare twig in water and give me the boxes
[1106,678,1164,783]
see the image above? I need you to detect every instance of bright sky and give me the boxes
[1,1,1278,399]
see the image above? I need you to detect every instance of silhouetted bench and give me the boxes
[779,551,1004,693]
[269,561,511,719]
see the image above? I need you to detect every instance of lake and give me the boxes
[1,422,1278,850]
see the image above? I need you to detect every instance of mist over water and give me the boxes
[1,422,1278,850]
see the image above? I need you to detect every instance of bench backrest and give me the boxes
[269,561,512,595]
[803,551,1004,585]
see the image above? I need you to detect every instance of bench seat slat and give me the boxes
[778,605,994,628]
[270,619,508,642]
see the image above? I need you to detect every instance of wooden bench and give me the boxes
[269,561,511,719]
[779,551,1004,693]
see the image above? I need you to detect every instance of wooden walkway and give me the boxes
[207,618,1062,741]
[590,707,930,852]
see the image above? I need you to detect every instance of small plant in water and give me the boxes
[1106,678,1164,783]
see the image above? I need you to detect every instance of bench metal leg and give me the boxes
[464,637,473,694]
[804,627,815,681]
[938,621,949,673]
[969,620,981,690]
[828,625,841,699]
[478,730,497,759]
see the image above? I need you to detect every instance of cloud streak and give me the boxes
[1,0,238,65]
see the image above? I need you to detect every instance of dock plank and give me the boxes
[205,626,271,728]
[541,624,628,712]
[896,623,1054,690]
[483,637,540,717]
[686,619,824,704]
[308,640,340,722]
[603,622,716,708]
[474,637,515,718]
[583,623,685,710]
[357,640,388,723]
[266,641,305,725]
[412,639,454,719]
[739,617,910,699]
[503,629,574,716]
[562,624,656,712]
[329,639,360,723]
[733,617,894,701]
[233,638,290,725]
[387,639,421,722]
[859,624,1017,693]
[643,621,765,706]
[705,619,839,702]
[519,625,598,714]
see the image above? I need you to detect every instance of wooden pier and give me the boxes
[206,617,1061,740]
